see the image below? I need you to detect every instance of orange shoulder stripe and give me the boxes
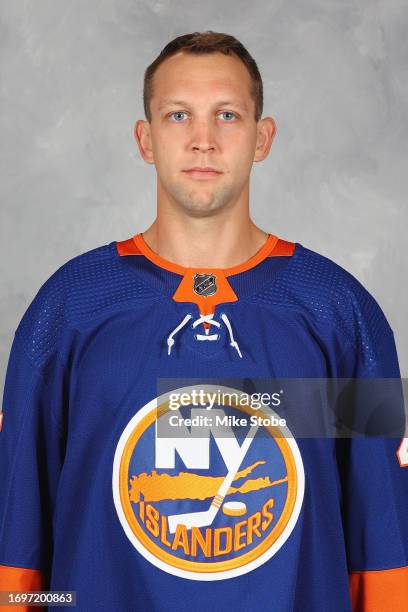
[349,565,408,611]
[116,237,143,256]
[271,239,296,257]
[0,564,45,611]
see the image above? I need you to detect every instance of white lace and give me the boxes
[167,312,242,358]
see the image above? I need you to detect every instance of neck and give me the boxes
[141,216,269,269]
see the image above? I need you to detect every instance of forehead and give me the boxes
[152,52,252,107]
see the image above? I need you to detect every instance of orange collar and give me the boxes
[131,232,280,277]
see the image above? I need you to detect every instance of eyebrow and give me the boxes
[158,99,248,111]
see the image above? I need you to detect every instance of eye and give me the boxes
[219,111,237,121]
[168,111,188,122]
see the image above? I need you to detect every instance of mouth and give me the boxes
[182,169,223,180]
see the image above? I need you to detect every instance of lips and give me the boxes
[183,167,222,179]
[186,166,220,172]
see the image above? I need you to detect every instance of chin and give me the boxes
[179,199,224,217]
[169,183,230,215]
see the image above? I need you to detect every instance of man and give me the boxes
[0,31,407,611]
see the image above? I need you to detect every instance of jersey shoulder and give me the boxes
[257,242,395,370]
[14,241,158,369]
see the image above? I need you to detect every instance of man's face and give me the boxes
[136,51,274,217]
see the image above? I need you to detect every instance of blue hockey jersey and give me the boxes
[0,231,407,611]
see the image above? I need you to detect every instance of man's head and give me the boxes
[135,31,276,218]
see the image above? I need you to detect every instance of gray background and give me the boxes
[1,0,407,394]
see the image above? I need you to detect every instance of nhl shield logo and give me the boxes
[112,384,305,581]
[193,273,217,297]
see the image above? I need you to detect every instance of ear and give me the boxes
[254,117,277,163]
[134,119,155,165]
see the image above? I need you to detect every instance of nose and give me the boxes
[191,121,216,152]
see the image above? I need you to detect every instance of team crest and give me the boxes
[193,273,217,297]
[112,385,304,580]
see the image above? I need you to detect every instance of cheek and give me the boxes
[151,135,178,167]
[154,150,184,178]
[150,129,176,156]
[223,130,257,155]
[228,144,255,170]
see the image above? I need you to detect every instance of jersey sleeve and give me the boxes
[0,331,66,610]
[335,308,408,610]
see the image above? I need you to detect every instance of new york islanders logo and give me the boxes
[112,385,304,580]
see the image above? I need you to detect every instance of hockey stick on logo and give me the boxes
[167,421,259,533]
